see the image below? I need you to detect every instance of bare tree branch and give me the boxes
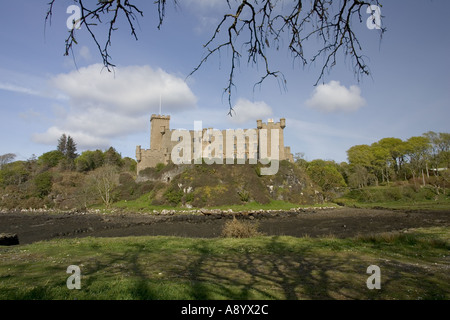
[46,0,385,113]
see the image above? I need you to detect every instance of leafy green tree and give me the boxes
[0,161,29,186]
[347,144,374,170]
[33,171,53,198]
[306,160,346,193]
[424,131,450,171]
[337,162,351,185]
[436,132,450,168]
[104,147,122,167]
[405,136,431,185]
[75,150,105,172]
[377,137,407,174]
[38,150,65,169]
[370,142,391,183]
[348,164,370,189]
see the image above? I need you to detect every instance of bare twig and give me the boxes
[46,0,385,113]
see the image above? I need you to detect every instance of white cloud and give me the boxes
[33,127,110,150]
[184,0,227,10]
[0,82,42,97]
[33,64,197,150]
[79,46,92,61]
[51,64,196,115]
[305,80,366,113]
[228,98,273,125]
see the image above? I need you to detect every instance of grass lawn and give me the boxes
[0,227,448,300]
[337,199,450,211]
[334,186,450,211]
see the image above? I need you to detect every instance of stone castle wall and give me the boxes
[136,114,294,173]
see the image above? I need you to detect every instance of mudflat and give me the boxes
[0,207,449,244]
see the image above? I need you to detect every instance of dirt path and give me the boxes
[0,207,449,245]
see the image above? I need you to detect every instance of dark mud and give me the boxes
[0,207,449,245]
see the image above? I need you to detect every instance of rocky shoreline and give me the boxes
[0,205,338,217]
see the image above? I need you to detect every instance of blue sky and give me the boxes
[0,1,449,163]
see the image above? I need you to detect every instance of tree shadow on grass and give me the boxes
[180,236,344,300]
[25,236,447,300]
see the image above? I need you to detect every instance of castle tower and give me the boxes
[150,114,170,150]
[256,118,286,160]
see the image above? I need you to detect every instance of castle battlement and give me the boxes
[151,114,171,121]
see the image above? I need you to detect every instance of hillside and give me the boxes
[122,160,322,208]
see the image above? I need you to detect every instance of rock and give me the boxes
[0,233,19,246]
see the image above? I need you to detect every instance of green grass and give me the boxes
[205,200,338,212]
[334,185,450,211]
[111,197,338,213]
[335,199,450,211]
[0,227,448,300]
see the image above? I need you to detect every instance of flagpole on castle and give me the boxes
[159,93,162,115]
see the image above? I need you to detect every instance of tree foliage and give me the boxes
[38,150,65,169]
[75,150,105,172]
[57,134,67,155]
[33,172,53,199]
[56,134,78,170]
[344,132,449,188]
[306,159,346,192]
[0,153,16,169]
[66,136,78,160]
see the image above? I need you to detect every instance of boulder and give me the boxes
[0,233,19,246]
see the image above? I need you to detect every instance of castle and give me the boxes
[136,114,294,173]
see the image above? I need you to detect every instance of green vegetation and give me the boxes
[0,134,137,210]
[335,185,450,211]
[0,131,449,211]
[0,227,448,300]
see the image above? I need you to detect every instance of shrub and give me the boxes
[421,186,437,200]
[34,172,53,198]
[384,187,402,201]
[238,189,250,202]
[164,187,183,206]
[155,163,165,172]
[221,217,262,238]
[184,192,194,203]
[38,150,65,169]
